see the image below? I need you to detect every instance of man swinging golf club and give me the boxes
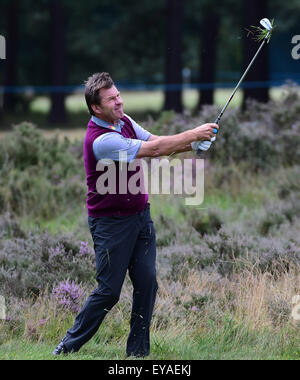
[52,72,218,357]
[53,15,273,357]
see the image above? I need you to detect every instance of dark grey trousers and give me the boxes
[63,203,158,357]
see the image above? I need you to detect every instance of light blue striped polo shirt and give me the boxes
[92,114,151,162]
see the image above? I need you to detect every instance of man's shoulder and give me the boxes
[84,119,111,145]
[122,114,135,125]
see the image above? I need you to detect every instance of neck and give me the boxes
[94,114,118,124]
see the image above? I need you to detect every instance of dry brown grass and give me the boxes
[150,263,300,332]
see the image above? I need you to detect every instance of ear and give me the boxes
[91,103,102,115]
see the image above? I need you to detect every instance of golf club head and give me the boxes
[260,18,272,31]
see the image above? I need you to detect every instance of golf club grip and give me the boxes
[196,120,219,156]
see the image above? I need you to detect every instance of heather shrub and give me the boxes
[218,86,300,169]
[153,214,200,247]
[276,166,300,199]
[0,213,26,239]
[0,122,85,219]
[52,280,84,314]
[164,245,200,281]
[0,122,82,172]
[257,203,289,236]
[207,117,281,170]
[0,169,85,219]
[153,215,178,247]
[280,130,300,167]
[270,217,300,245]
[257,195,300,236]
[148,85,300,170]
[181,206,223,235]
[147,110,190,135]
[197,226,257,276]
[0,220,96,299]
[251,237,300,275]
[203,161,255,200]
[1,288,85,343]
[162,221,300,280]
[242,84,300,132]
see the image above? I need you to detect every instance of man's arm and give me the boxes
[147,134,192,154]
[136,123,218,158]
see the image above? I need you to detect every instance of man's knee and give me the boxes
[138,270,158,293]
[92,287,120,307]
[109,291,121,306]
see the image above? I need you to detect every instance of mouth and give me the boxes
[115,106,123,113]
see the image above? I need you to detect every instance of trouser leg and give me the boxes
[126,208,158,357]
[63,214,139,353]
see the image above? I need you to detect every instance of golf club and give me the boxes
[197,18,273,155]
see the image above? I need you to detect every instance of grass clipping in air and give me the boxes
[246,19,275,43]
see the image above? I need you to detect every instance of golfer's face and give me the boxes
[98,86,124,123]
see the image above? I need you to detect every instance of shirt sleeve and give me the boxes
[93,132,142,163]
[124,114,152,141]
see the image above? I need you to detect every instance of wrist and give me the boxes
[187,129,198,143]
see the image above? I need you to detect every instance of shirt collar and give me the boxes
[91,115,124,132]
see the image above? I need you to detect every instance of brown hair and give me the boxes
[84,72,114,116]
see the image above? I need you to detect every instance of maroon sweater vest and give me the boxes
[83,116,148,217]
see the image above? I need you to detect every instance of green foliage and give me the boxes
[0,122,85,219]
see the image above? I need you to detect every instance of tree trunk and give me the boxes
[197,9,220,110]
[49,0,67,124]
[164,0,183,113]
[242,0,269,108]
[3,0,18,114]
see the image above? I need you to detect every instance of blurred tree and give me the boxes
[3,0,19,113]
[48,0,67,124]
[242,0,269,108]
[185,0,242,112]
[164,0,183,112]
[197,6,220,108]
[1,0,299,127]
[66,0,165,86]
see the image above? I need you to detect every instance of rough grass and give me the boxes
[1,268,300,360]
[1,326,299,360]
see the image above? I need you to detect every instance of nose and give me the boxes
[116,95,123,105]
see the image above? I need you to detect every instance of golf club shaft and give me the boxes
[215,31,270,124]
[197,31,270,155]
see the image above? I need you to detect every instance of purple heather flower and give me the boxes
[52,280,83,313]
[79,241,93,256]
[39,318,49,326]
[49,244,66,260]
